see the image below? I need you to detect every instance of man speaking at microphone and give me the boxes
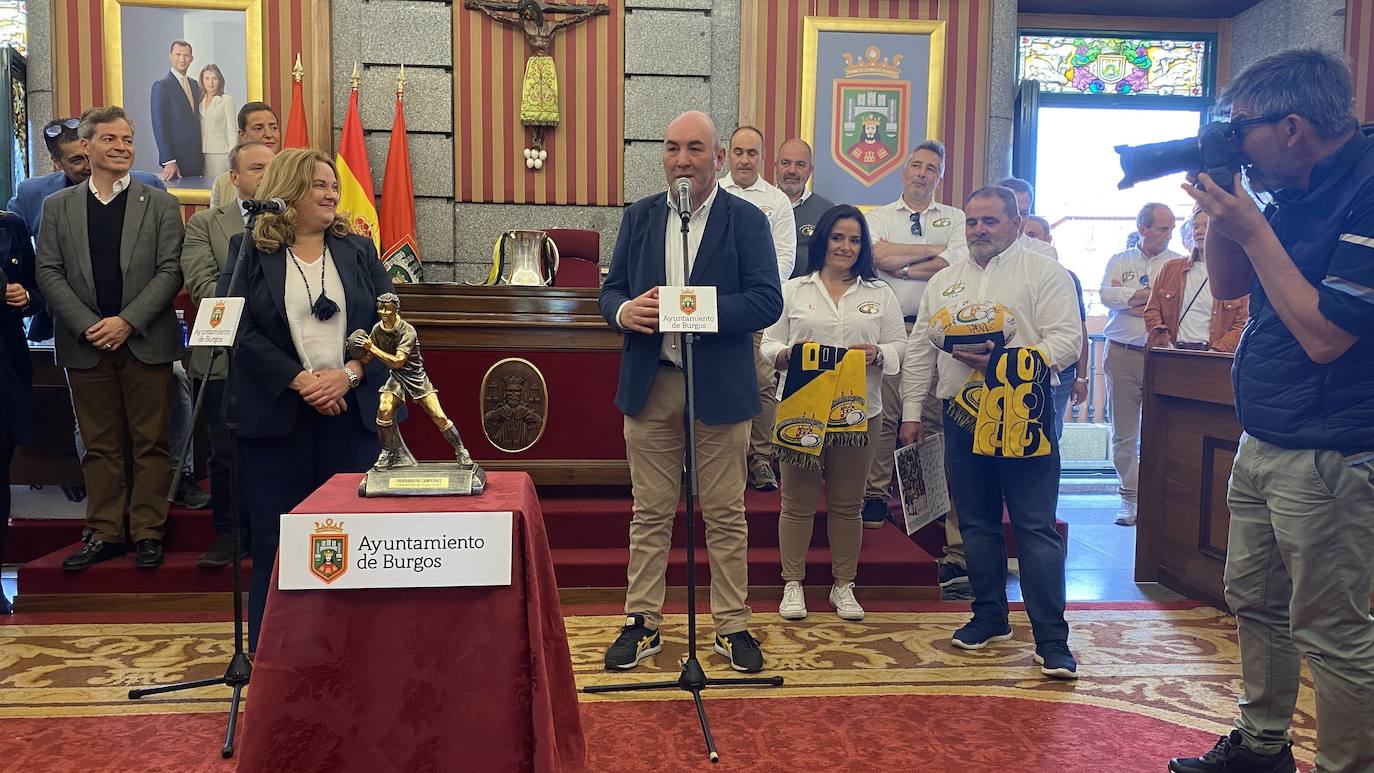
[599,110,783,673]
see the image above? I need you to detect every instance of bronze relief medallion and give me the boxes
[480,358,549,453]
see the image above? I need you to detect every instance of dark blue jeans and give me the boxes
[943,409,1068,644]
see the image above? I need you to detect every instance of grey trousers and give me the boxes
[1224,432,1374,773]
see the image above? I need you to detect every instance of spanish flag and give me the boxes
[282,53,310,149]
[380,67,422,283]
[336,65,380,253]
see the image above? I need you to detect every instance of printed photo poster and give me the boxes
[893,432,950,535]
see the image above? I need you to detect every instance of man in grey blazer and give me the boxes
[35,106,186,571]
[180,139,274,567]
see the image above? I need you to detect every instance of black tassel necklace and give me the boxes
[289,248,340,321]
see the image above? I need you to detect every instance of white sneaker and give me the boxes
[829,582,865,621]
[1114,496,1138,527]
[778,581,808,620]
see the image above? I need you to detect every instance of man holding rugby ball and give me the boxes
[898,185,1083,678]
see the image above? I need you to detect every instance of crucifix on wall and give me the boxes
[465,0,609,171]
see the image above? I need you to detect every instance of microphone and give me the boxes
[242,198,287,215]
[673,177,692,221]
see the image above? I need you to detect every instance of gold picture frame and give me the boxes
[799,17,945,210]
[102,0,264,205]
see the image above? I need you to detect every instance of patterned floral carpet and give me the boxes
[0,604,1318,771]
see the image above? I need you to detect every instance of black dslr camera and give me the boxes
[1114,121,1246,193]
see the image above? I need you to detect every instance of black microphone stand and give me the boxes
[584,188,783,763]
[127,211,260,758]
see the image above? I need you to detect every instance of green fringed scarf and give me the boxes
[772,342,869,470]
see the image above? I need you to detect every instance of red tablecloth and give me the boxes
[236,472,585,772]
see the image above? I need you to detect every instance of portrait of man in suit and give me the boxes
[150,39,204,181]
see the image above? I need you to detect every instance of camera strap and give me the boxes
[1179,273,1210,323]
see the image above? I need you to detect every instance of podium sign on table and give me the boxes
[236,472,584,772]
[278,511,514,590]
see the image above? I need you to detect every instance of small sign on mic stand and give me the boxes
[189,297,245,349]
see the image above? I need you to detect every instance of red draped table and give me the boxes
[236,472,585,772]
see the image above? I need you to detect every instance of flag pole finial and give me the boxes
[397,63,406,98]
[292,53,304,83]
[351,61,361,91]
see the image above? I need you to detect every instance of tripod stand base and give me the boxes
[584,656,783,762]
[129,650,253,757]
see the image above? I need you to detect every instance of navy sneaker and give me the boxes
[937,559,969,588]
[951,619,1013,650]
[604,614,662,670]
[861,497,887,529]
[1033,641,1078,679]
[713,630,764,673]
[1168,731,1296,773]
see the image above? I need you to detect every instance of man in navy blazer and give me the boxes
[598,110,782,674]
[8,117,165,342]
[150,40,203,180]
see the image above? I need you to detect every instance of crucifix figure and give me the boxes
[465,0,609,168]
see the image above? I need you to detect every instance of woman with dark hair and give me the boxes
[222,148,394,650]
[198,64,236,179]
[760,204,906,621]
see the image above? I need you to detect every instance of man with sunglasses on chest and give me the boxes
[1168,49,1374,773]
[862,140,970,596]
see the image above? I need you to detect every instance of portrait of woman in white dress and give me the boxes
[198,64,237,180]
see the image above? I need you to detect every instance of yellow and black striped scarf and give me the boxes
[772,343,868,469]
[945,346,1054,458]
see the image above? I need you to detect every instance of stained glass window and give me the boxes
[1018,33,1210,97]
[0,2,24,55]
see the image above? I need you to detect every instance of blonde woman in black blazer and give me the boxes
[221,148,394,650]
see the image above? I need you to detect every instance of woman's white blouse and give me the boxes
[761,273,907,416]
[283,247,348,372]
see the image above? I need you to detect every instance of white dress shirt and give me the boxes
[1020,233,1059,260]
[719,174,796,283]
[1100,246,1182,346]
[88,174,132,205]
[761,273,906,415]
[284,247,348,371]
[1176,262,1215,345]
[866,198,967,318]
[901,241,1083,422]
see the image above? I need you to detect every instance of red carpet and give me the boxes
[0,694,1308,772]
[0,605,1319,772]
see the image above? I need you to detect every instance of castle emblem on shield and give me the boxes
[679,288,698,315]
[310,518,348,584]
[209,300,225,328]
[833,46,910,186]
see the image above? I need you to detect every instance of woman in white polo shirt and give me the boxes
[762,204,906,621]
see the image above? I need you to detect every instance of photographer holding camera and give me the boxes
[1162,50,1374,773]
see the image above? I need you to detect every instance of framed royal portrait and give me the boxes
[102,0,263,204]
[800,17,945,209]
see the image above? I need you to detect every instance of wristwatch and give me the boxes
[1074,377,1089,384]
[344,366,361,389]
[898,265,910,279]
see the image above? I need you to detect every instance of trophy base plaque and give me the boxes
[358,464,488,498]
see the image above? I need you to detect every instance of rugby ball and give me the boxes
[928,301,1018,354]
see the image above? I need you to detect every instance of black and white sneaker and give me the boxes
[604,614,662,670]
[713,630,764,673]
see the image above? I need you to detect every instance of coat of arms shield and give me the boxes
[309,519,348,584]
